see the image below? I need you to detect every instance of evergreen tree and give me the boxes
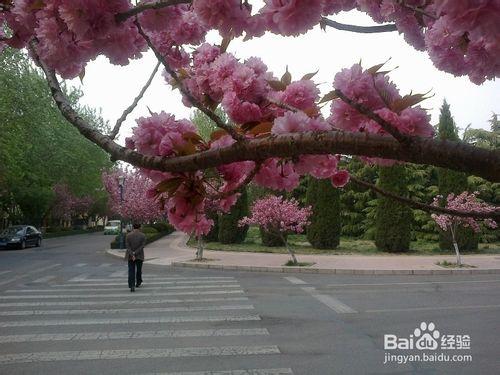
[218,188,249,244]
[203,210,219,242]
[374,165,413,252]
[306,178,341,249]
[437,100,478,250]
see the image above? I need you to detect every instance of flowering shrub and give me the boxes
[239,195,312,264]
[51,183,94,222]
[431,192,498,265]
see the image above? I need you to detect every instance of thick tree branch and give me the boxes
[320,17,397,33]
[110,61,160,140]
[335,89,411,144]
[32,42,500,183]
[350,176,500,221]
[134,19,245,142]
[115,0,191,23]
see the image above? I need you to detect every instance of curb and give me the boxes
[171,261,500,275]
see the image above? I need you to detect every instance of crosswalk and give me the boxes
[0,265,292,374]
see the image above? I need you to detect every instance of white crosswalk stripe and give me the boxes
[0,304,254,316]
[54,279,239,287]
[0,315,262,327]
[33,275,56,283]
[0,263,61,286]
[0,271,12,276]
[0,328,269,343]
[74,263,87,267]
[0,296,249,308]
[72,276,235,282]
[0,290,244,299]
[68,273,90,282]
[0,345,280,364]
[7,284,242,293]
[109,270,127,277]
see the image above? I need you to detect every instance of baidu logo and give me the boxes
[384,322,440,350]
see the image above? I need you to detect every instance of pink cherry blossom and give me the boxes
[331,170,350,187]
[261,0,324,36]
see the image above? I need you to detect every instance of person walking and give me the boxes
[124,223,146,292]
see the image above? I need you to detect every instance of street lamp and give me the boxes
[117,175,125,250]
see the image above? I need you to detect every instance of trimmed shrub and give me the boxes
[306,177,341,249]
[150,222,174,234]
[259,227,286,247]
[374,165,413,252]
[218,188,249,244]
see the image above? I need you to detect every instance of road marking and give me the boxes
[68,273,90,282]
[109,270,127,277]
[366,304,500,313]
[327,279,500,288]
[0,304,254,316]
[57,279,239,287]
[72,276,235,282]
[0,271,12,276]
[0,289,244,299]
[74,263,87,267]
[0,296,249,308]
[0,314,261,327]
[284,277,307,285]
[0,264,61,286]
[141,369,293,375]
[9,284,241,293]
[33,275,56,283]
[300,287,357,314]
[0,345,280,364]
[98,263,112,268]
[0,328,269,343]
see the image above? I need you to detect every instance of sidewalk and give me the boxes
[106,232,500,275]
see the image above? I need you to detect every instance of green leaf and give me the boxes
[301,70,319,81]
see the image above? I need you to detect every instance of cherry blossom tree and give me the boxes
[432,192,498,266]
[51,183,94,226]
[102,169,164,223]
[1,1,499,237]
[240,196,312,265]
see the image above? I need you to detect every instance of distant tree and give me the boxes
[306,178,341,249]
[374,165,413,252]
[218,188,249,244]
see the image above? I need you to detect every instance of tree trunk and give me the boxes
[450,225,461,266]
[196,236,204,261]
[281,233,298,265]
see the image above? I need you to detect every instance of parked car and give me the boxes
[0,225,42,249]
[104,220,122,235]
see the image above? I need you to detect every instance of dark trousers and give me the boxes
[128,259,143,288]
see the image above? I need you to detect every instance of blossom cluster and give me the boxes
[51,183,94,221]
[431,192,498,233]
[102,169,164,223]
[1,1,498,82]
[239,195,312,235]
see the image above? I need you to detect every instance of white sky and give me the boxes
[69,11,499,143]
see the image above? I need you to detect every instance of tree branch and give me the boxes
[350,176,500,221]
[335,89,411,144]
[110,61,160,140]
[320,17,397,33]
[115,0,191,23]
[134,19,245,142]
[31,42,500,183]
[208,162,262,199]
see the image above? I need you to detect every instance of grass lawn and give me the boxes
[193,227,500,256]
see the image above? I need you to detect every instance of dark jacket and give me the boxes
[124,230,146,261]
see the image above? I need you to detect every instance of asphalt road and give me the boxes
[0,233,498,375]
